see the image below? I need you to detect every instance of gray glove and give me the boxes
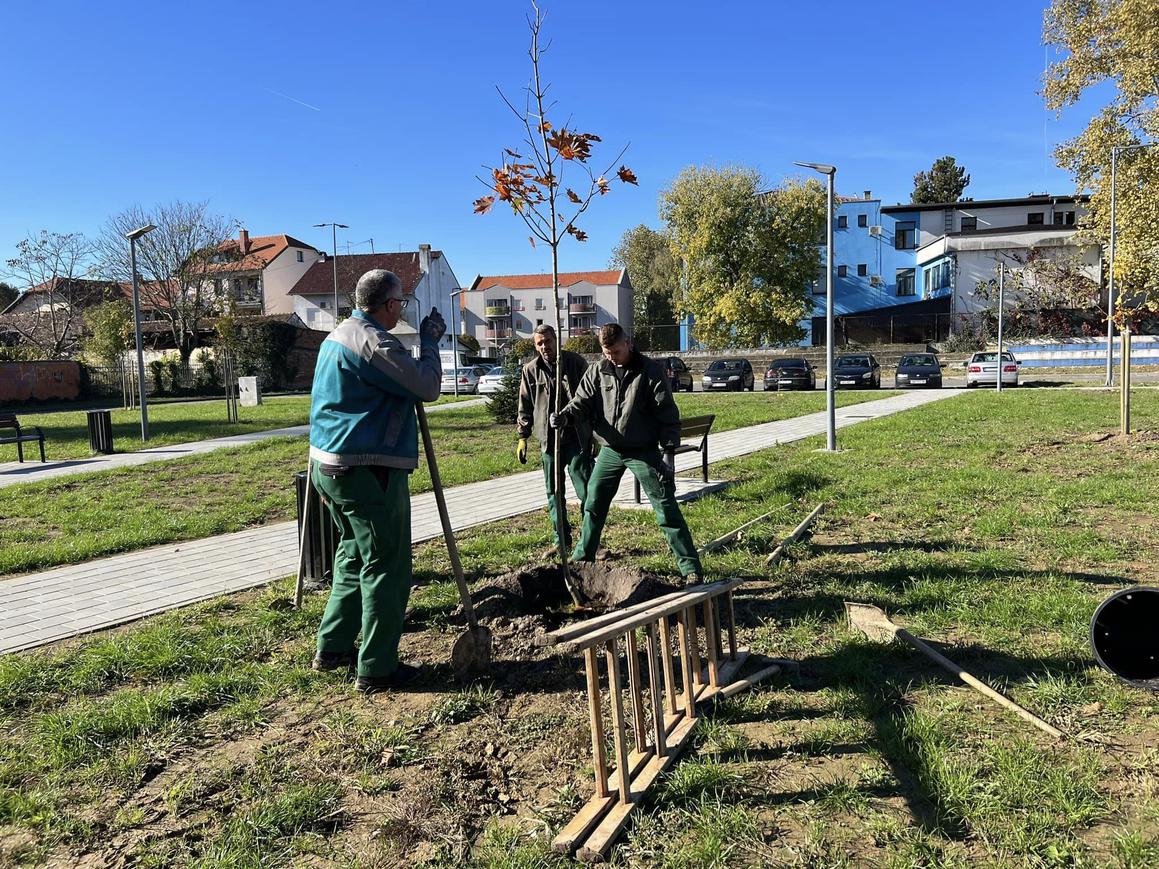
[420,307,446,342]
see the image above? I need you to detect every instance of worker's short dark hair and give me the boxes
[354,269,402,312]
[599,323,627,347]
[533,324,556,338]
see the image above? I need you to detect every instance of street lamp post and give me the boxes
[449,288,465,397]
[313,222,348,329]
[125,223,156,441]
[795,161,838,451]
[996,263,1005,394]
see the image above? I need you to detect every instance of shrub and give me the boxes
[563,333,599,354]
[512,338,535,361]
[457,333,480,353]
[485,354,522,424]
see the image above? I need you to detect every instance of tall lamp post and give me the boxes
[449,288,465,397]
[125,223,156,441]
[313,222,348,328]
[795,161,838,451]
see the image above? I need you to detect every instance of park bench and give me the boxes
[634,413,715,503]
[0,412,47,463]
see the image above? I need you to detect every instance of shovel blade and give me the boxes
[844,601,899,643]
[452,626,494,682]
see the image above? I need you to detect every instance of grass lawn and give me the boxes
[6,394,475,462]
[0,391,894,576]
[2,389,1159,866]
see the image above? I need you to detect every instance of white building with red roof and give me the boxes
[288,245,462,352]
[207,230,321,316]
[462,269,632,357]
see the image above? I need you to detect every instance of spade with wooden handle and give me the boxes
[417,403,493,681]
[844,602,1063,739]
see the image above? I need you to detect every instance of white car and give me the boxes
[966,351,1020,388]
[440,366,489,394]
[476,368,509,395]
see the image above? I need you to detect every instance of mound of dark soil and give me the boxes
[470,562,679,621]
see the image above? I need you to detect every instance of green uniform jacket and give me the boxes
[516,350,591,453]
[561,350,681,451]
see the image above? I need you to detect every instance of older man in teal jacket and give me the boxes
[308,269,444,692]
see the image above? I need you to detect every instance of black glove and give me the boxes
[548,412,564,429]
[420,307,446,342]
[660,457,676,485]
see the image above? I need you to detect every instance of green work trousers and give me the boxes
[542,440,592,548]
[312,464,412,678]
[572,446,702,577]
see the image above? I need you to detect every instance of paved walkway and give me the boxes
[0,398,485,489]
[0,389,964,654]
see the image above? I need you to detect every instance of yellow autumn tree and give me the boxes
[1044,0,1159,319]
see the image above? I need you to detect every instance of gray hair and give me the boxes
[532,324,556,338]
[354,269,402,312]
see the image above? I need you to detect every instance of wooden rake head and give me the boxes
[844,601,901,643]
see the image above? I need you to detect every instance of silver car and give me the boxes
[440,365,488,394]
[476,367,508,395]
[965,351,1020,388]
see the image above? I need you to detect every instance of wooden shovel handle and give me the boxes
[416,404,477,629]
[895,628,1063,739]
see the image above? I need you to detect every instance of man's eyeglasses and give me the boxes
[387,296,410,309]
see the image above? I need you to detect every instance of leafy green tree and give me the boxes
[660,165,827,349]
[911,156,971,204]
[1045,0,1159,314]
[610,225,678,349]
[484,352,522,424]
[82,300,133,367]
[0,281,17,310]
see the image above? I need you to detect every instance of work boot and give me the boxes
[312,650,355,672]
[355,662,422,694]
[682,573,705,587]
[595,548,612,561]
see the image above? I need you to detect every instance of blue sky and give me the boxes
[2,0,1106,288]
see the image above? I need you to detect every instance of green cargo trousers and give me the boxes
[572,446,702,578]
[542,439,593,548]
[312,464,412,678]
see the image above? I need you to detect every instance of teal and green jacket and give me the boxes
[308,310,441,470]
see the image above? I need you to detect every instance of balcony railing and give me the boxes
[569,302,596,314]
[570,327,593,336]
[485,327,512,340]
[485,304,511,317]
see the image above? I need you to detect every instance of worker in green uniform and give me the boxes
[307,269,445,692]
[550,323,703,583]
[516,324,592,556]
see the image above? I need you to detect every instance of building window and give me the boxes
[857,214,868,228]
[296,250,304,263]
[512,299,525,311]
[923,260,952,293]
[837,265,847,278]
[1028,212,1044,225]
[810,279,824,295]
[857,264,867,277]
[837,215,848,229]
[961,216,977,232]
[536,319,543,327]
[896,269,915,296]
[1053,210,1076,226]
[895,221,916,250]
[535,298,545,310]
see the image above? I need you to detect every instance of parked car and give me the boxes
[966,351,1020,388]
[832,354,881,389]
[659,356,693,392]
[476,367,509,395]
[764,358,816,391]
[440,365,489,394]
[894,353,942,389]
[702,358,755,391]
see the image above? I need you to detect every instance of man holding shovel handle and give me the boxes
[307,269,444,693]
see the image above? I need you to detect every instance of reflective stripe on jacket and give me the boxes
[308,309,441,469]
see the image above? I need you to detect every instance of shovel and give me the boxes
[844,602,1063,739]
[417,403,493,681]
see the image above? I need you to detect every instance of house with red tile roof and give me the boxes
[207,230,321,316]
[287,245,463,354]
[463,269,633,356]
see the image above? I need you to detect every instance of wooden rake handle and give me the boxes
[416,403,478,630]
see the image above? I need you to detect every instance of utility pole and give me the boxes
[796,161,838,450]
[313,222,348,328]
[996,263,1004,394]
